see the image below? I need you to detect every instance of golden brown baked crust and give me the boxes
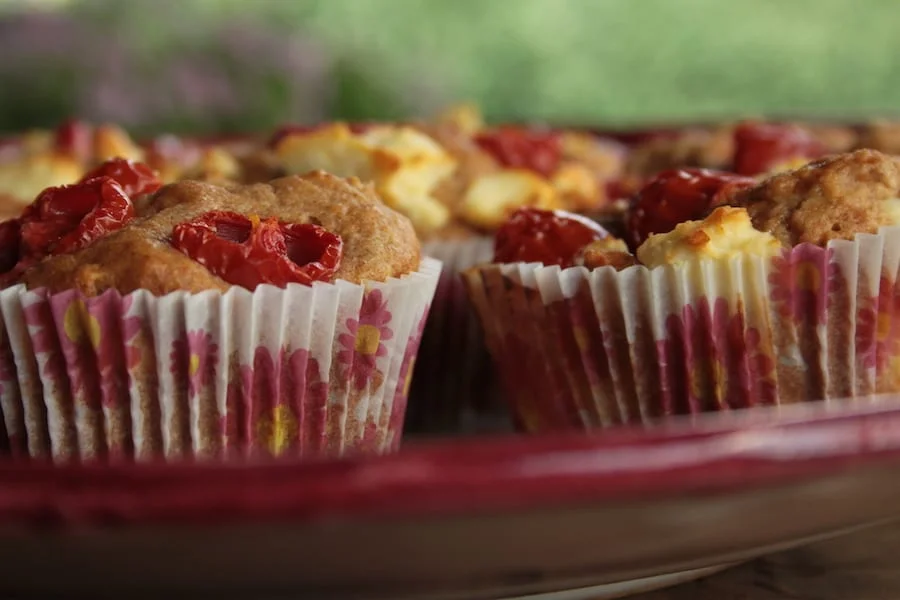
[21,171,421,295]
[576,237,636,270]
[721,149,900,247]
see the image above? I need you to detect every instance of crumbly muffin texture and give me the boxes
[21,171,421,296]
[720,149,900,247]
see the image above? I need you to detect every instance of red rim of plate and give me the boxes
[2,399,900,528]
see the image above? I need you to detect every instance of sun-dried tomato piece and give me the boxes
[80,158,162,198]
[171,211,343,289]
[0,176,136,286]
[494,207,611,267]
[19,177,135,258]
[733,122,827,176]
[625,168,756,249]
[53,119,93,162]
[475,126,562,177]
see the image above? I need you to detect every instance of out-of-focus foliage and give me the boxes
[3,0,900,133]
[265,0,900,123]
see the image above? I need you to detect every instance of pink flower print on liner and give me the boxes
[769,245,835,326]
[22,292,146,413]
[222,363,250,454]
[56,297,104,405]
[659,297,775,414]
[857,275,900,374]
[566,294,617,425]
[86,294,144,407]
[497,330,574,432]
[395,305,429,404]
[337,289,393,392]
[169,329,218,397]
[223,346,327,457]
[385,305,430,444]
[119,295,143,371]
[744,327,777,406]
[22,294,71,394]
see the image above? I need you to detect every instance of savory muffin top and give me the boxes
[19,171,420,296]
[720,149,900,247]
[267,106,626,238]
[636,206,782,268]
[272,123,458,236]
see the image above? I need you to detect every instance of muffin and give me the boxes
[623,120,854,184]
[721,148,900,246]
[260,105,629,433]
[0,163,440,462]
[464,149,900,431]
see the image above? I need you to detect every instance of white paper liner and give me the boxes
[408,237,512,434]
[464,227,900,430]
[0,258,441,462]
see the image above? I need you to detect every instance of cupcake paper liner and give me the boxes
[406,237,512,435]
[463,227,900,431]
[0,258,441,462]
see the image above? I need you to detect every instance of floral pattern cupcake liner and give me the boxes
[407,237,512,435]
[0,258,441,463]
[463,227,900,431]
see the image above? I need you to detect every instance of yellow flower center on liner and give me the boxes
[573,326,590,352]
[249,214,261,230]
[257,404,298,457]
[875,353,900,394]
[403,358,416,397]
[877,310,893,342]
[63,300,101,349]
[691,357,726,406]
[188,354,201,377]
[355,324,382,355]
[794,262,821,293]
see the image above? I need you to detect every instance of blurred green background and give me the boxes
[2,0,900,134]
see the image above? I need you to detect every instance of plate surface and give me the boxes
[3,399,900,599]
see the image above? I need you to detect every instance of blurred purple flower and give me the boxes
[0,12,96,61]
[0,10,334,133]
